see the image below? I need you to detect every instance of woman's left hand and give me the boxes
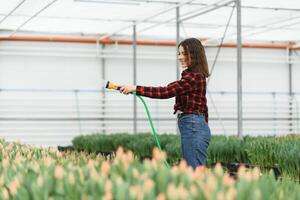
[119,84,137,95]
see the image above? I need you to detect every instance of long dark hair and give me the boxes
[178,38,209,77]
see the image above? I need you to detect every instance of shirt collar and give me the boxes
[183,67,193,74]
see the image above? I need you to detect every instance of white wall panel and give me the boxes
[0,41,299,147]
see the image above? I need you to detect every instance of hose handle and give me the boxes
[106,81,121,90]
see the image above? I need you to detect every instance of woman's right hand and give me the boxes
[119,84,137,95]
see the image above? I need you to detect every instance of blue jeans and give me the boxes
[178,113,211,169]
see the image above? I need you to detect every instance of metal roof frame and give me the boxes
[1,0,299,137]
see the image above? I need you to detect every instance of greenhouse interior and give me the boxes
[0,0,300,199]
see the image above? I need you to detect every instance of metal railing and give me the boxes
[0,89,299,146]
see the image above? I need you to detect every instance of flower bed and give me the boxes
[0,139,300,199]
[72,134,300,181]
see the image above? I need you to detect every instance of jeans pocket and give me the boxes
[178,116,195,138]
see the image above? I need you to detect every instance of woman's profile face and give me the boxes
[178,45,191,68]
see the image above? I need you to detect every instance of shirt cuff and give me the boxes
[135,85,143,95]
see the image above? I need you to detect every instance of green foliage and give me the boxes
[73,133,300,180]
[0,139,300,199]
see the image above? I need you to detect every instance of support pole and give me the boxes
[288,46,293,133]
[289,48,292,96]
[176,6,180,80]
[133,23,137,134]
[176,6,180,135]
[101,44,106,134]
[236,0,243,138]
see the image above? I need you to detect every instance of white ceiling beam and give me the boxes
[9,0,58,37]
[137,0,234,34]
[0,0,26,25]
[97,0,196,40]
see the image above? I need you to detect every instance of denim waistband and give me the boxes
[177,112,204,119]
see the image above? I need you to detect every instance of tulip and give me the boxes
[37,175,44,187]
[156,193,165,200]
[2,188,9,200]
[9,177,21,196]
[68,173,75,185]
[54,165,64,180]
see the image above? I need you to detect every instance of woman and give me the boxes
[119,38,211,169]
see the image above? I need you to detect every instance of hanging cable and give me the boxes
[207,4,236,85]
[205,4,236,135]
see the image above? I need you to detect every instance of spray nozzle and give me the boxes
[105,81,121,90]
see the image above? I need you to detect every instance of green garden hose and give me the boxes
[133,92,170,169]
[105,81,170,168]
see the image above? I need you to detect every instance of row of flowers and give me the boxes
[0,139,299,199]
[73,134,300,180]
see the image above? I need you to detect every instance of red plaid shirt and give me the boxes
[136,68,208,122]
